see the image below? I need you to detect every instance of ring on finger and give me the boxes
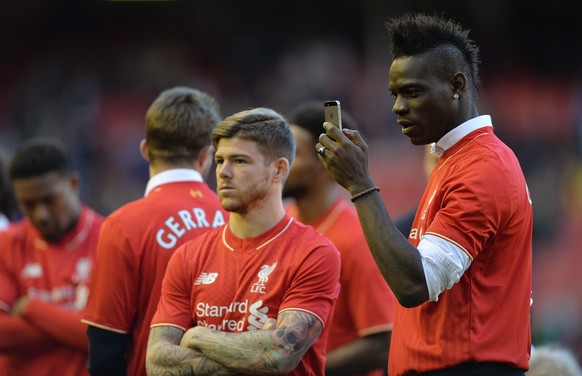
[317,146,326,156]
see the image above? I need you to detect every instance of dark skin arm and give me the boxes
[325,331,391,375]
[317,123,429,307]
[86,326,130,376]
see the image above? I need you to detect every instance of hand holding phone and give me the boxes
[324,100,342,130]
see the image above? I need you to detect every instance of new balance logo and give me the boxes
[195,272,219,285]
[21,263,43,279]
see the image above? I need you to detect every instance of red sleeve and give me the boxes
[340,233,395,335]
[83,217,138,333]
[279,238,341,326]
[0,233,19,309]
[20,298,88,350]
[0,311,58,353]
[428,157,508,259]
[150,244,193,330]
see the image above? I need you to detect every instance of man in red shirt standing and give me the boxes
[147,107,341,375]
[0,138,104,376]
[317,13,532,376]
[82,87,226,376]
[283,101,395,376]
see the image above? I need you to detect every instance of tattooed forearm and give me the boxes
[146,326,233,376]
[183,310,322,375]
[273,310,319,354]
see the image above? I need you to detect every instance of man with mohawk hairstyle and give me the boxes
[317,13,532,375]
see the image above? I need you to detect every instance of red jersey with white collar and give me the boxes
[152,215,341,376]
[389,127,533,375]
[286,198,395,376]
[83,176,226,376]
[0,206,103,376]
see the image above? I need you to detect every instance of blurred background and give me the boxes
[1,0,581,364]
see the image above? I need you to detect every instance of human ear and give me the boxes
[69,171,82,194]
[273,158,290,183]
[451,72,467,95]
[197,145,214,178]
[139,139,150,162]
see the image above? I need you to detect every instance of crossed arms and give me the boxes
[146,309,322,375]
[0,297,88,353]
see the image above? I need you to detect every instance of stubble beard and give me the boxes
[221,177,271,214]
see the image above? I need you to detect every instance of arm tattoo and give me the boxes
[190,310,323,374]
[273,310,318,354]
[146,326,233,376]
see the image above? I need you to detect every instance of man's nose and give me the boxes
[217,161,232,179]
[392,96,408,115]
[31,204,51,224]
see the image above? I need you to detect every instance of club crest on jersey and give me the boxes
[72,257,92,284]
[250,262,277,294]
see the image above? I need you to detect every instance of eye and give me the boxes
[215,157,224,165]
[234,159,246,164]
[405,89,421,98]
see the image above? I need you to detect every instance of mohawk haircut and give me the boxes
[386,13,481,95]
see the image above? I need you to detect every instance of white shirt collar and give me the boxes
[144,169,204,197]
[431,115,492,157]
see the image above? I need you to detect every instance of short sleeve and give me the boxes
[427,157,509,259]
[83,217,139,332]
[340,233,395,335]
[279,238,341,327]
[0,232,18,311]
[150,244,194,331]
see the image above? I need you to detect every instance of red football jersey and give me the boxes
[286,198,395,376]
[389,127,533,375]
[152,215,341,376]
[82,172,226,376]
[0,206,103,376]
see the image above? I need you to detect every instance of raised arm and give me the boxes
[180,309,322,375]
[317,123,429,307]
[146,325,234,376]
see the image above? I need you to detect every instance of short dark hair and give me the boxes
[386,13,481,95]
[145,87,221,165]
[212,107,295,166]
[9,138,73,180]
[287,101,359,143]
